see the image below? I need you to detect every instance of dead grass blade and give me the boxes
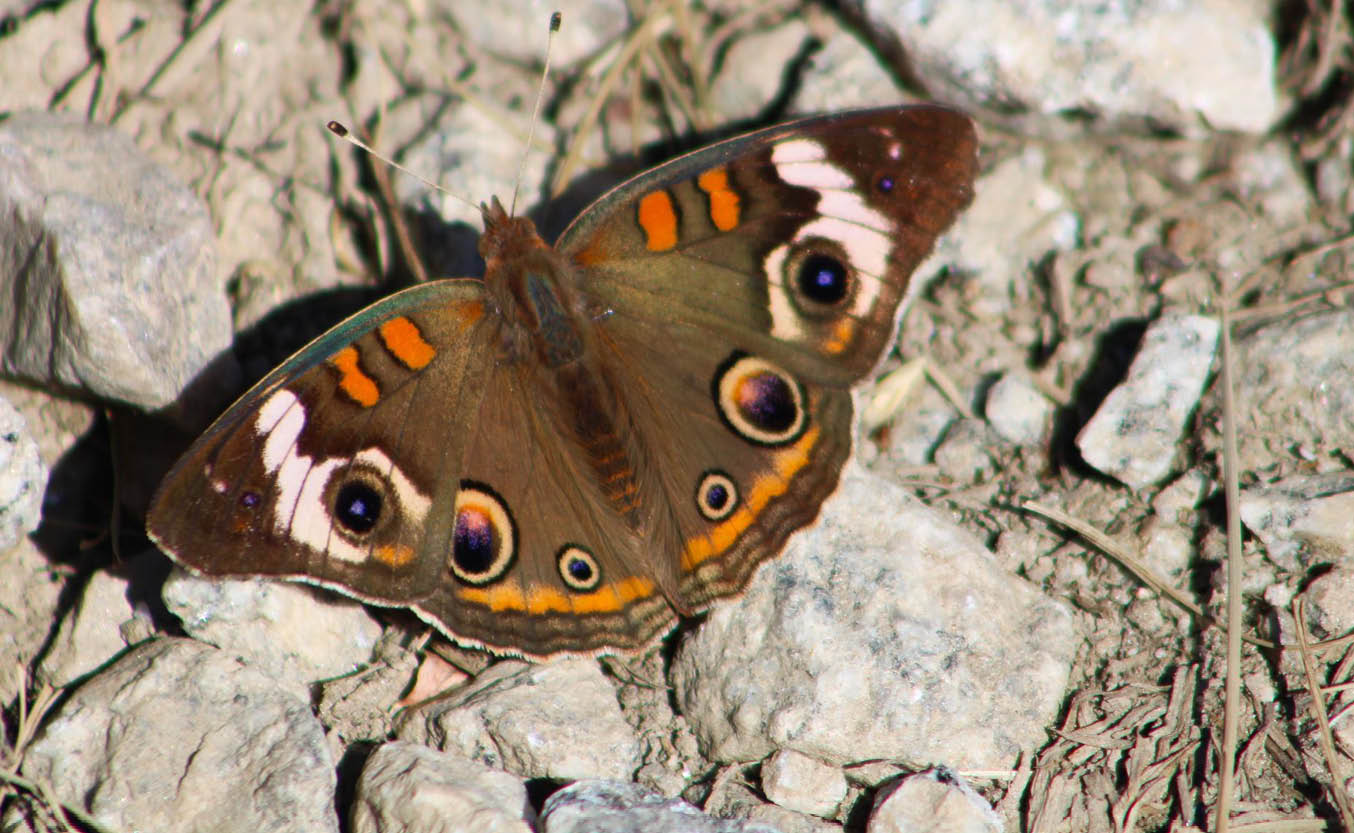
[1292,597,1354,831]
[1215,304,1244,833]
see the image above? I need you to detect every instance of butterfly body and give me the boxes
[148,106,978,657]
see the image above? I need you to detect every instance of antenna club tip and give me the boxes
[550,11,561,31]
[327,121,349,137]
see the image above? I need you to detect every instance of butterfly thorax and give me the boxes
[477,198,581,366]
[478,198,647,531]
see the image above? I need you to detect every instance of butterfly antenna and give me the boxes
[509,10,562,217]
[325,120,480,215]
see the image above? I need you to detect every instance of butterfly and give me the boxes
[147,105,978,657]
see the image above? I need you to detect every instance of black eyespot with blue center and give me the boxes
[876,174,895,193]
[557,545,601,592]
[450,482,516,585]
[335,481,382,533]
[797,253,850,305]
[780,238,855,317]
[696,471,739,521]
[239,490,261,509]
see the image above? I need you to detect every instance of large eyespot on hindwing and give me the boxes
[695,470,739,521]
[449,481,517,586]
[556,545,602,592]
[712,353,808,447]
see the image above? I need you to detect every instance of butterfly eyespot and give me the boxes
[449,482,516,586]
[713,353,807,447]
[796,252,850,305]
[238,490,261,509]
[696,471,739,521]
[876,174,895,193]
[334,481,382,534]
[781,238,856,316]
[557,545,601,592]
[321,465,394,539]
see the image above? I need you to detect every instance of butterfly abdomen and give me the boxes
[551,362,643,527]
[485,217,651,526]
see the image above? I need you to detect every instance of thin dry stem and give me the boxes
[1293,597,1354,830]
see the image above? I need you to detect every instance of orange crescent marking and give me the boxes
[373,544,415,568]
[823,319,855,355]
[378,317,436,370]
[638,191,678,251]
[697,168,741,231]
[455,301,486,326]
[574,238,607,266]
[329,346,380,407]
[682,425,820,570]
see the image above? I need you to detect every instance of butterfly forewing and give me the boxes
[148,281,496,606]
[558,105,978,384]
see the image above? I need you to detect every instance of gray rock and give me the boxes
[984,375,1054,446]
[318,637,421,744]
[399,658,642,780]
[932,418,999,483]
[0,3,88,112]
[712,12,899,120]
[939,150,1079,319]
[1151,469,1211,523]
[395,98,554,234]
[20,638,337,833]
[1228,140,1316,229]
[882,385,960,467]
[37,569,138,687]
[1239,473,1354,570]
[1315,150,1354,214]
[868,770,1002,833]
[445,0,628,65]
[1135,518,1194,580]
[1077,314,1219,489]
[865,0,1277,135]
[612,652,704,797]
[1234,310,1354,474]
[0,111,226,409]
[705,777,843,833]
[0,394,45,551]
[710,19,814,121]
[761,749,848,819]
[109,0,349,322]
[161,570,382,696]
[351,741,534,833]
[0,536,63,696]
[0,379,97,469]
[541,779,781,833]
[672,465,1077,770]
